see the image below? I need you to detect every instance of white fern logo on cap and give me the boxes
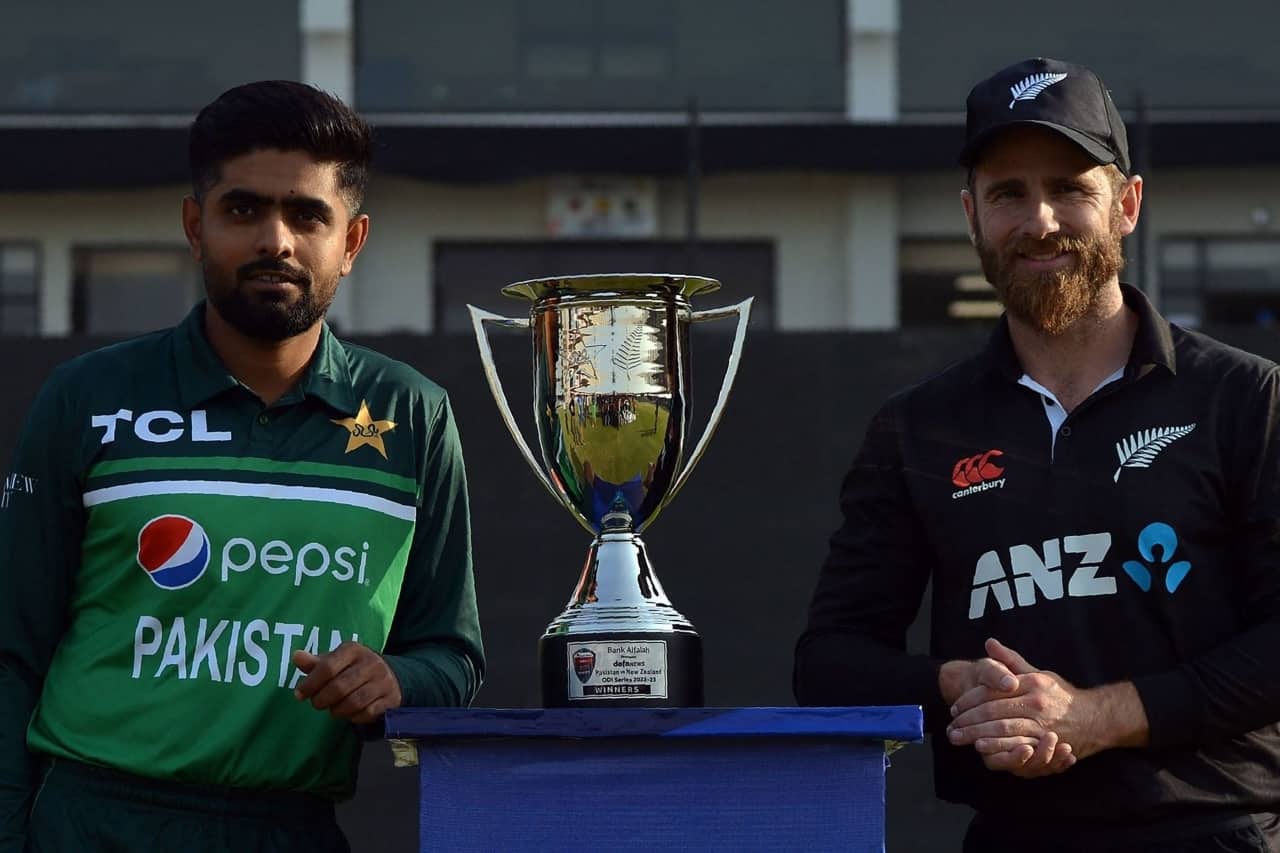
[1008,72,1068,109]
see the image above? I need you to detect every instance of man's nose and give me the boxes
[254,213,294,258]
[1020,197,1061,241]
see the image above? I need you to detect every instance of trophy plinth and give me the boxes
[470,274,750,708]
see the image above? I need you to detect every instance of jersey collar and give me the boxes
[983,283,1177,381]
[173,302,359,416]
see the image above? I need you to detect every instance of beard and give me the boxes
[975,206,1126,336]
[201,253,337,342]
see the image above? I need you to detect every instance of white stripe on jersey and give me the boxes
[83,480,417,522]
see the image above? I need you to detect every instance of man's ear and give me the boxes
[340,214,371,277]
[1116,175,1144,238]
[960,189,978,245]
[182,196,203,262]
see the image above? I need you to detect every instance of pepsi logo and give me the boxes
[137,515,211,590]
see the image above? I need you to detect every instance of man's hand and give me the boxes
[938,654,1018,706]
[292,642,403,724]
[941,639,1075,778]
[947,638,1147,764]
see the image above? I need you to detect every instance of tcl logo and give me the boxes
[92,409,232,444]
[953,450,1004,488]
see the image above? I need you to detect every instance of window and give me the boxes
[900,0,1280,114]
[0,0,299,112]
[899,240,997,327]
[0,244,39,335]
[356,0,844,112]
[72,248,200,335]
[1159,238,1280,327]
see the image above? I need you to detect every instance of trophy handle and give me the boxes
[467,305,591,532]
[645,297,753,526]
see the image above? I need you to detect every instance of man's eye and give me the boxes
[230,205,253,217]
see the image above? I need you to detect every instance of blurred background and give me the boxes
[3,1,1280,849]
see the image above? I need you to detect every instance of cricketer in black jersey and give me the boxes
[796,57,1280,851]
[798,283,1280,823]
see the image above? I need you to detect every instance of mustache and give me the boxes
[1006,235,1089,257]
[237,260,311,287]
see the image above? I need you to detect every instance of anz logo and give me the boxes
[968,523,1192,620]
[968,533,1113,620]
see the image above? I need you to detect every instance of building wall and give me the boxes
[899,0,1280,113]
[0,172,872,335]
[0,186,184,335]
[4,166,1280,336]
[362,171,869,332]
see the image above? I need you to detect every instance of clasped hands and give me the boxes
[939,637,1095,779]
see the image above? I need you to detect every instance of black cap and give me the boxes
[959,57,1130,175]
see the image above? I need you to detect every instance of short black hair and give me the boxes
[189,80,373,214]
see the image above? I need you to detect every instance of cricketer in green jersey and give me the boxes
[0,81,485,852]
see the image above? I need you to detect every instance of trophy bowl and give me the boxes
[470,274,751,707]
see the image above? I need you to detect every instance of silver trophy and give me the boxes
[469,274,751,707]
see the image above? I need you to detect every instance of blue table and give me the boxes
[385,706,922,852]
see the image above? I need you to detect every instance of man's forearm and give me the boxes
[1082,681,1149,753]
[384,644,480,708]
[796,630,947,728]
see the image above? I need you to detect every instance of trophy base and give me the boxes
[539,629,704,708]
[538,533,704,707]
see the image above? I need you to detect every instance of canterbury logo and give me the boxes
[953,450,1005,488]
[1113,424,1196,482]
[1009,72,1068,109]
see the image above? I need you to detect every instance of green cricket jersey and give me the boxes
[0,304,484,838]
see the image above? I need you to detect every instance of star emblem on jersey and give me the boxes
[332,401,397,459]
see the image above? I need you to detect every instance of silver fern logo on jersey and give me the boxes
[1113,424,1196,482]
[1008,72,1068,109]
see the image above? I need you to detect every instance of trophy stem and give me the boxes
[539,533,703,707]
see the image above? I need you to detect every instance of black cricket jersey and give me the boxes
[796,285,1280,824]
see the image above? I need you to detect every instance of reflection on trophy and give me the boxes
[469,274,751,707]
